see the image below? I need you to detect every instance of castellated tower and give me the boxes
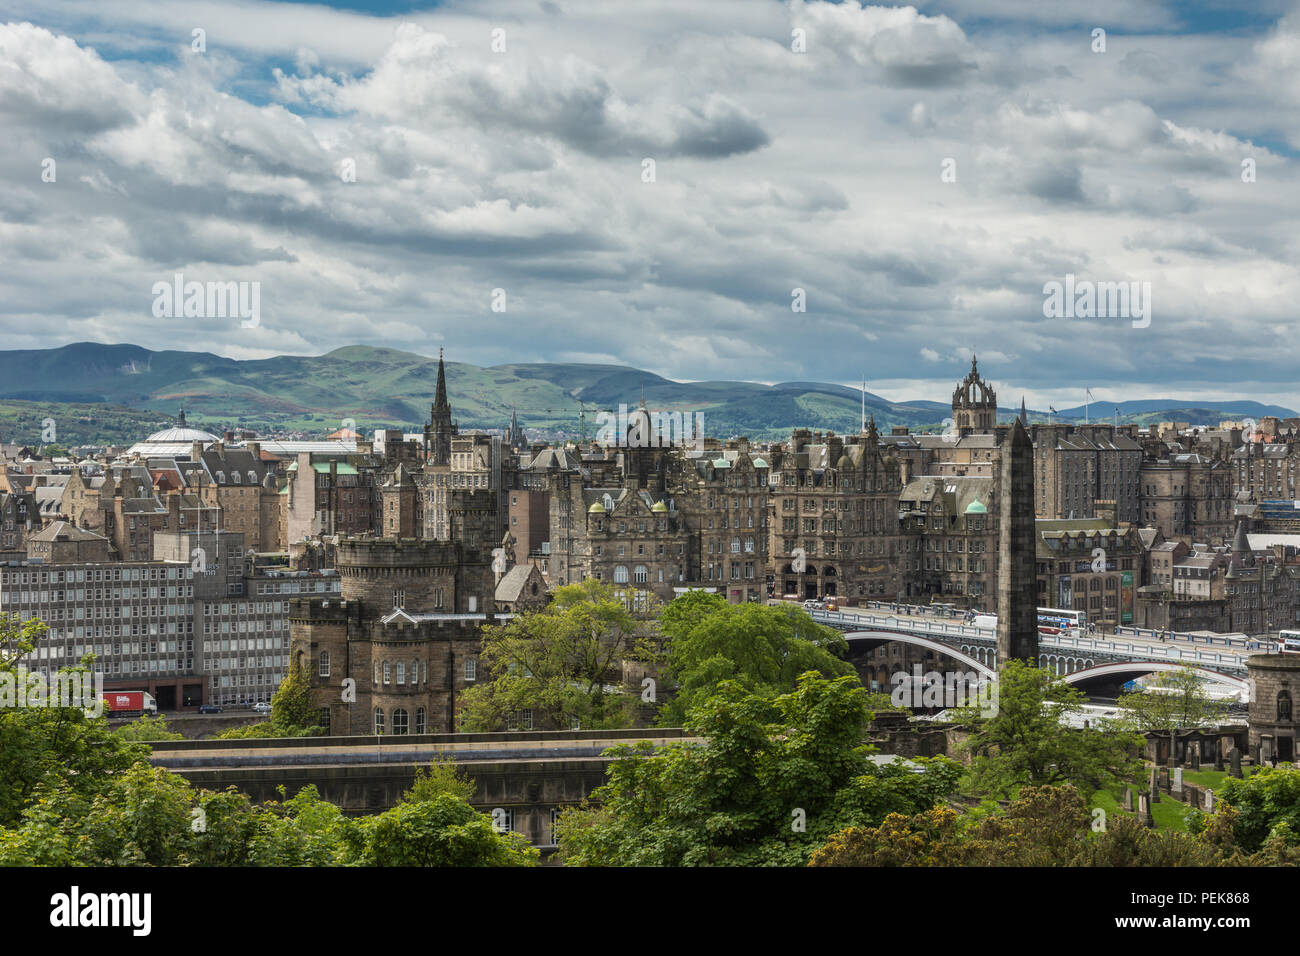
[290,489,497,737]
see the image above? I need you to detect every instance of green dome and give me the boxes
[651,501,668,513]
[588,502,606,513]
[964,499,988,514]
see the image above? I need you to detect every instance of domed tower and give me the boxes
[952,354,997,435]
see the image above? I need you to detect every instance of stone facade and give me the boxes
[1248,653,1300,763]
[997,419,1038,664]
[1139,453,1233,546]
[291,492,498,736]
[767,421,903,601]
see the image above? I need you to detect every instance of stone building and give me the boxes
[1029,423,1142,523]
[1248,653,1300,763]
[0,489,36,558]
[1139,452,1233,546]
[25,521,111,564]
[494,563,548,612]
[1033,518,1142,628]
[668,441,771,604]
[189,442,282,552]
[290,490,498,736]
[62,465,215,562]
[284,453,380,544]
[898,475,997,606]
[767,421,903,601]
[1233,441,1300,501]
[379,463,422,539]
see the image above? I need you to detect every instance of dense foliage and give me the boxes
[961,660,1143,798]
[459,579,660,731]
[556,673,962,866]
[656,592,860,726]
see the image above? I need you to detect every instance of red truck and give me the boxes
[101,691,158,717]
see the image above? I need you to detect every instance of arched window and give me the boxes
[614,565,629,584]
[382,660,391,684]
[391,708,409,735]
[373,707,385,735]
[318,650,330,678]
[633,565,648,583]
[415,707,426,734]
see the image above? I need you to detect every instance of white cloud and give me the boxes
[0,1,1297,407]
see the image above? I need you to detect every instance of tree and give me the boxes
[459,579,660,731]
[113,714,184,742]
[271,660,321,729]
[216,662,324,738]
[404,756,476,803]
[811,785,1230,867]
[353,793,538,866]
[961,660,1142,798]
[656,596,858,726]
[556,673,962,866]
[0,614,150,828]
[1215,766,1300,853]
[1116,666,1226,765]
[0,763,195,866]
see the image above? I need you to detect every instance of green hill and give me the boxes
[0,343,951,445]
[0,342,1287,448]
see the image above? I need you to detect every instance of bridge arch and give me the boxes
[1062,660,1248,694]
[843,630,996,681]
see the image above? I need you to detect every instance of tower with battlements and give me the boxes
[290,488,497,735]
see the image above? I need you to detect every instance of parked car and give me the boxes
[198,704,223,714]
[253,702,272,714]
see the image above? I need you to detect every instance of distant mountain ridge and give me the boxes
[0,342,1291,446]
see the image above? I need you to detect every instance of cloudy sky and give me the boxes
[2,0,1299,411]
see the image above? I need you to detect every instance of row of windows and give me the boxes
[373,707,427,735]
[1,566,193,585]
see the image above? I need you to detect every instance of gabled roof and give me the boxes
[28,521,108,543]
[495,565,538,603]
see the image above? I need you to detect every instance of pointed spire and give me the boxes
[433,347,449,411]
[1020,395,1028,426]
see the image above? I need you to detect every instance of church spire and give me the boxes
[426,347,455,465]
[434,347,449,411]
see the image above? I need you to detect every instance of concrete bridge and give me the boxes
[148,728,695,848]
[809,607,1254,697]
